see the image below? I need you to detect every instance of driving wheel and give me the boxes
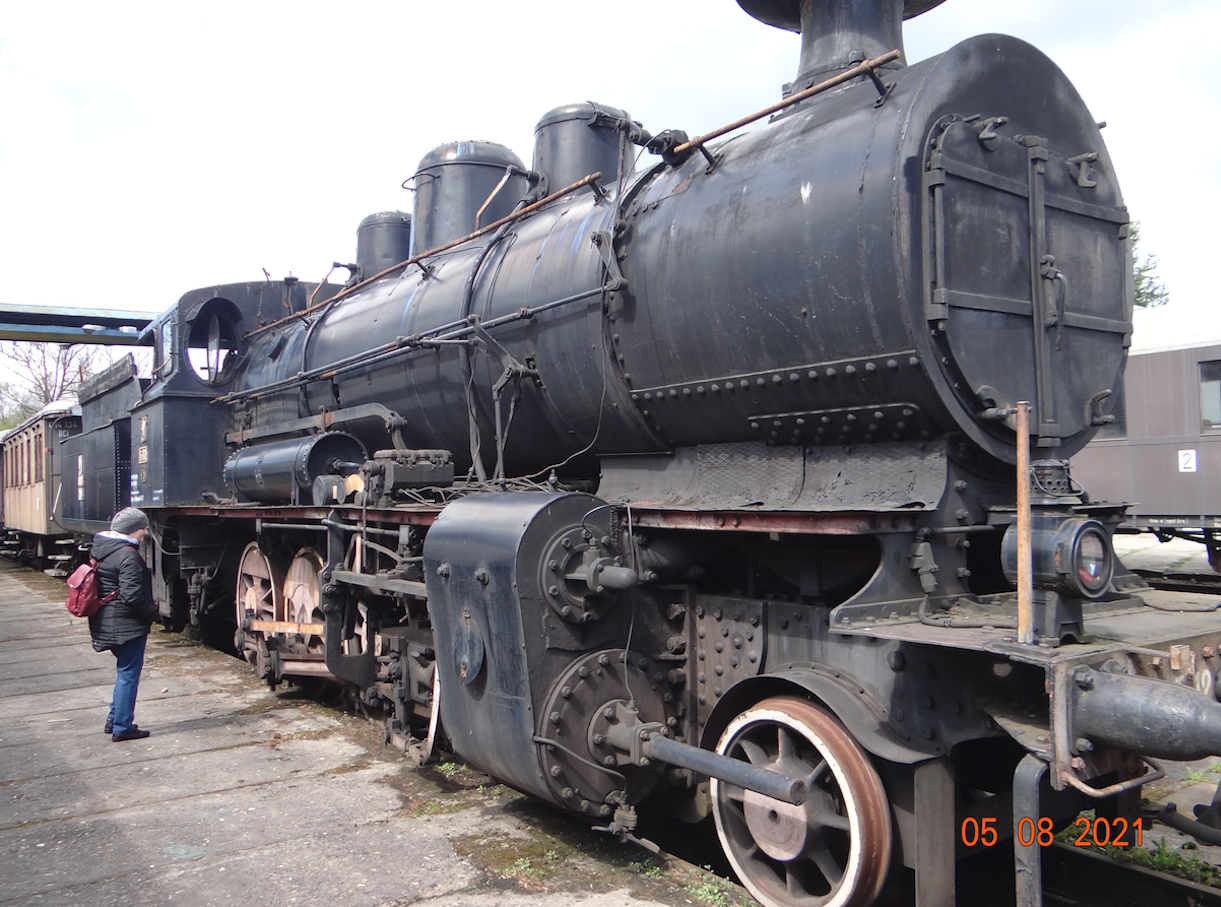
[711,697,892,907]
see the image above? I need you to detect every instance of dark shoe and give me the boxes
[103,719,113,734]
[112,728,151,742]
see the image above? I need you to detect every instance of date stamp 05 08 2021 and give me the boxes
[961,816,1142,849]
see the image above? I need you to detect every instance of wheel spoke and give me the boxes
[738,738,770,767]
[817,809,851,833]
[777,725,798,763]
[807,759,829,786]
[722,782,748,803]
[784,863,833,907]
[809,844,845,888]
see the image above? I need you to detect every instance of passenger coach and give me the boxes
[0,401,82,570]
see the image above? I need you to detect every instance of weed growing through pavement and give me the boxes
[629,857,666,880]
[1056,810,1221,889]
[683,865,753,907]
[1121,838,1221,887]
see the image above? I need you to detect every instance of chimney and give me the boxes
[738,0,945,92]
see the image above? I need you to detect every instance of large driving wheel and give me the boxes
[711,697,892,907]
[235,542,284,628]
[283,549,326,651]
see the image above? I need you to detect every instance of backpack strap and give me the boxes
[91,555,123,605]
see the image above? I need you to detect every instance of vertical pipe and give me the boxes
[1016,402,1034,644]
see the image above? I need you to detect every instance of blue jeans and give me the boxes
[107,635,148,735]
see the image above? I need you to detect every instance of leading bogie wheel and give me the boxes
[711,697,892,907]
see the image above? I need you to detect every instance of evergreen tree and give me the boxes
[1131,222,1169,308]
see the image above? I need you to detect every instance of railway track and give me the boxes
[950,839,1221,907]
[1043,842,1221,907]
[1138,570,1221,596]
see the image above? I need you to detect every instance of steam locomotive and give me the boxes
[53,2,1221,905]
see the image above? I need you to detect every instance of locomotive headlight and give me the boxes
[1073,529,1111,593]
[1001,517,1115,600]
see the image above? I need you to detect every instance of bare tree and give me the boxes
[0,341,108,430]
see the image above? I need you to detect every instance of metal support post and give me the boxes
[914,758,956,907]
[1014,753,1048,907]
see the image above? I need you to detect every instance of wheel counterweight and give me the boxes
[711,697,892,907]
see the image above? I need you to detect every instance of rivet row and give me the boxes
[628,353,921,403]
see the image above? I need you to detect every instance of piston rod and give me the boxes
[642,732,808,805]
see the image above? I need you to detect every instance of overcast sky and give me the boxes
[2,1,1217,354]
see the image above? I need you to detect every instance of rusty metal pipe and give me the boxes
[474,166,515,230]
[671,50,901,157]
[1016,401,1034,644]
[245,172,604,341]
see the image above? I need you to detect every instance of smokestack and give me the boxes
[738,0,946,92]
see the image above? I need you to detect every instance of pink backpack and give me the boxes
[65,559,120,618]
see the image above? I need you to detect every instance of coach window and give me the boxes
[1203,361,1221,432]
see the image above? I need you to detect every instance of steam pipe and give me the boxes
[671,50,899,158]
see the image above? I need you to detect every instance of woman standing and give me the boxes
[88,507,158,742]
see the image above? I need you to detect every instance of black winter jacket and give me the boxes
[88,531,156,652]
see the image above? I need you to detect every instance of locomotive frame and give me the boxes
[43,3,1221,906]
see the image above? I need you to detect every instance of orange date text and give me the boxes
[961,816,1142,848]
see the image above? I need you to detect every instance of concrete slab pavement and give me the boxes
[0,559,695,907]
[1113,533,1215,576]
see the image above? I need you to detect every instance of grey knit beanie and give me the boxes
[110,507,149,535]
